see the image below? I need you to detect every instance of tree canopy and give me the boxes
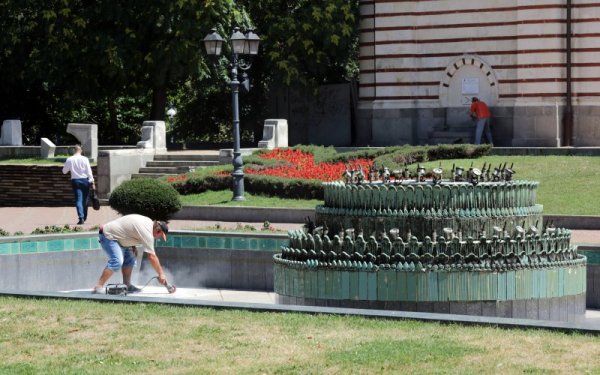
[0,0,358,145]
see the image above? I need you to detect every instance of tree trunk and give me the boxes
[150,86,167,120]
[107,95,119,144]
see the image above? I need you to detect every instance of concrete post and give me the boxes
[0,120,23,146]
[66,123,98,161]
[40,138,56,159]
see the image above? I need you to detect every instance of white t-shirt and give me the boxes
[102,214,156,253]
[62,153,94,182]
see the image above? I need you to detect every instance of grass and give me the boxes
[417,155,600,215]
[181,155,600,215]
[179,189,322,208]
[0,155,97,166]
[0,296,598,374]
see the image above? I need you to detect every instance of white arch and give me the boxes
[439,55,499,107]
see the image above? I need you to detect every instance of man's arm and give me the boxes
[62,159,71,174]
[146,252,167,285]
[85,159,95,188]
[469,104,477,119]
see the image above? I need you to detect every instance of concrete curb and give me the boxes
[173,206,314,223]
[490,147,600,156]
[545,215,600,230]
[2,290,599,334]
[173,206,600,229]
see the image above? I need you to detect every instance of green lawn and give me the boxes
[0,155,98,166]
[417,155,600,215]
[181,155,600,216]
[179,189,322,208]
[0,297,598,374]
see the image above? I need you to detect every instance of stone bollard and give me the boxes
[136,121,166,153]
[66,123,98,161]
[40,138,56,159]
[0,119,23,146]
[258,119,288,149]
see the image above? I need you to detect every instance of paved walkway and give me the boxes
[1,206,599,246]
[0,206,300,235]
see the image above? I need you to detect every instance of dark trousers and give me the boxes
[71,178,90,221]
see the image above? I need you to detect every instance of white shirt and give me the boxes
[62,153,94,182]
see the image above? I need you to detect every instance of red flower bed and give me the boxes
[166,174,188,183]
[243,148,371,181]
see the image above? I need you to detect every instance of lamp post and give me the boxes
[203,27,260,201]
[166,105,177,147]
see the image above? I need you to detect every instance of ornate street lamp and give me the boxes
[203,27,260,201]
[166,105,177,146]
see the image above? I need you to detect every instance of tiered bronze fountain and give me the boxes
[274,163,586,321]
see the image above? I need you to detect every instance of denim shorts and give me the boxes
[99,233,137,271]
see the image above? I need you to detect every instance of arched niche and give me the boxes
[439,55,499,108]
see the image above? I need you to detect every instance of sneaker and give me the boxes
[126,284,142,293]
[91,286,104,294]
[77,219,85,225]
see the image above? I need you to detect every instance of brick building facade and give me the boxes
[357,1,600,146]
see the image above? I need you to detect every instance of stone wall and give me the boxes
[0,165,97,206]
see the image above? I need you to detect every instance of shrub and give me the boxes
[426,144,491,160]
[0,228,9,236]
[109,178,182,221]
[31,225,83,235]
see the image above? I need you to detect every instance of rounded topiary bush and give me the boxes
[109,178,182,221]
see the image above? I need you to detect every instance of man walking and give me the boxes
[93,214,171,294]
[62,145,95,224]
[469,97,494,145]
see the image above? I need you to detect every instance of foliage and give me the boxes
[0,0,360,146]
[109,178,182,221]
[30,225,83,235]
[171,145,492,200]
[0,0,240,144]
[0,228,9,236]
[242,0,360,86]
[246,174,324,199]
[171,174,231,196]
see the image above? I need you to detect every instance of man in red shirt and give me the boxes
[469,97,494,145]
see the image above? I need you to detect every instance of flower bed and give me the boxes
[245,148,371,181]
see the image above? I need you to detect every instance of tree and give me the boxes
[0,0,241,143]
[0,0,360,145]
[225,0,360,139]
[242,0,359,86]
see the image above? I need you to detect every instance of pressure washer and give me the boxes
[105,276,176,295]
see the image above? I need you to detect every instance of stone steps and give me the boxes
[138,166,194,174]
[145,160,220,167]
[133,152,223,179]
[153,154,220,162]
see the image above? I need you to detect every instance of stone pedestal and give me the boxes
[40,138,56,159]
[258,119,288,149]
[136,121,166,153]
[66,123,98,161]
[0,120,22,146]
